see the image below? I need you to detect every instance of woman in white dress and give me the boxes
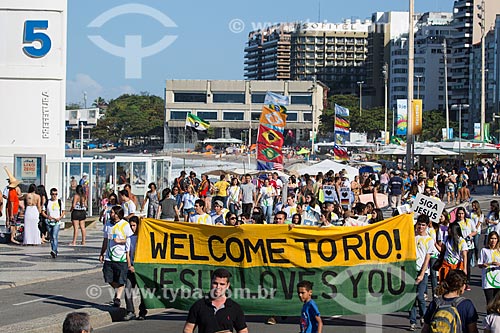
[23,184,41,245]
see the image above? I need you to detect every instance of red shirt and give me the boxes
[8,188,19,215]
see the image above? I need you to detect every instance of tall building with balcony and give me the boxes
[244,23,294,80]
[388,13,453,112]
[366,12,409,108]
[244,20,371,95]
[449,0,500,135]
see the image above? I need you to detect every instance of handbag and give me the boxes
[432,257,443,271]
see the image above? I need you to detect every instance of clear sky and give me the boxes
[66,0,453,106]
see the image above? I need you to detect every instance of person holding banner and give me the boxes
[478,231,500,309]
[183,268,248,333]
[99,206,134,308]
[409,214,433,331]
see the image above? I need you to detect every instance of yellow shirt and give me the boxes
[214,180,230,197]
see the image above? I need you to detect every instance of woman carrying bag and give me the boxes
[438,222,468,284]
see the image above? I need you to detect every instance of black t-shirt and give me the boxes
[187,297,247,333]
[437,174,447,188]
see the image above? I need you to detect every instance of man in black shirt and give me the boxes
[183,268,248,333]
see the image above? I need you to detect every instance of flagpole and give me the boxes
[184,117,187,172]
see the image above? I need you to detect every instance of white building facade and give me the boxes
[0,0,67,191]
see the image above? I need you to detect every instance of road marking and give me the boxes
[13,294,63,306]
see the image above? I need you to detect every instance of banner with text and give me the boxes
[412,99,422,135]
[134,215,417,316]
[396,99,408,135]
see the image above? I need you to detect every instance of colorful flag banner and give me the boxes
[335,104,350,117]
[333,143,349,161]
[134,214,417,316]
[257,125,284,148]
[257,92,288,171]
[264,91,290,107]
[334,117,350,134]
[257,146,283,164]
[260,106,287,133]
[185,113,210,131]
[396,99,408,136]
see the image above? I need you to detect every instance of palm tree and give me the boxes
[92,97,107,109]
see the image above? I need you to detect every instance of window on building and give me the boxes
[291,95,312,105]
[251,112,261,121]
[251,94,266,104]
[213,93,245,103]
[196,111,218,120]
[303,113,312,122]
[170,111,189,120]
[287,112,298,122]
[223,111,244,121]
[174,92,206,103]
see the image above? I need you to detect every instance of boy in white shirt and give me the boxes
[99,205,134,308]
[42,187,65,258]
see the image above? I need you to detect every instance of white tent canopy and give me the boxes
[203,138,243,144]
[295,159,359,180]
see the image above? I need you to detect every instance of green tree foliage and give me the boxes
[92,94,164,143]
[420,110,458,141]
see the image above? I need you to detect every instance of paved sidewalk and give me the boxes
[0,223,103,289]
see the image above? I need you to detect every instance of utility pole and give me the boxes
[383,63,389,144]
[406,0,415,171]
[478,0,486,141]
[443,38,450,139]
[357,81,364,116]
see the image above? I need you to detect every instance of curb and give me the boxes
[0,299,167,333]
[0,268,103,290]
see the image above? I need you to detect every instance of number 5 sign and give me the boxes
[23,20,52,58]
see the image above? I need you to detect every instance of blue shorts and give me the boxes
[183,208,195,215]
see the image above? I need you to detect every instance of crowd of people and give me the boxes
[8,159,500,332]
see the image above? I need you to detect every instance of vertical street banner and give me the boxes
[256,92,288,171]
[396,99,407,136]
[412,100,422,135]
[474,123,481,141]
[334,104,350,144]
[134,214,418,316]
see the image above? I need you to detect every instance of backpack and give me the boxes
[430,296,465,333]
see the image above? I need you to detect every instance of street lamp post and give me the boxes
[383,63,389,144]
[357,81,364,116]
[443,38,450,139]
[311,77,317,153]
[451,104,469,168]
[478,0,486,141]
[248,82,252,168]
[406,0,415,171]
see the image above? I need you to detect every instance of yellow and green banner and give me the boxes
[134,214,417,315]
